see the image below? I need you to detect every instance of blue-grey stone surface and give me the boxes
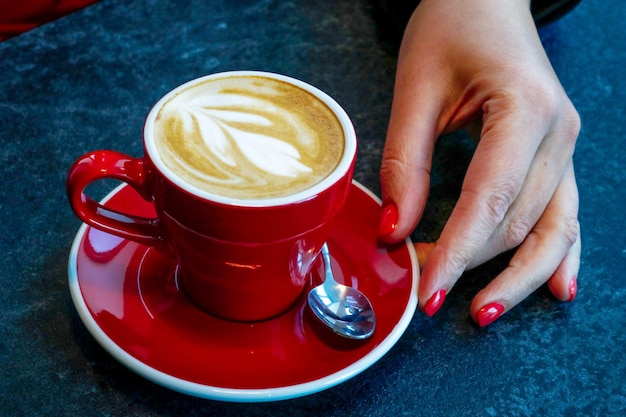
[0,0,624,416]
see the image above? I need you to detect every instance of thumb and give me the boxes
[379,80,441,243]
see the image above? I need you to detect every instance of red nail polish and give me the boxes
[423,289,446,317]
[379,203,398,236]
[476,302,505,327]
[568,278,577,302]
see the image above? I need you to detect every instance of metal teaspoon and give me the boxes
[307,243,375,339]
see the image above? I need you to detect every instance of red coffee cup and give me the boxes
[67,71,357,322]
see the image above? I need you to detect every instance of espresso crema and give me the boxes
[153,75,345,200]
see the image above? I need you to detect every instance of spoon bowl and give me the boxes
[307,243,375,339]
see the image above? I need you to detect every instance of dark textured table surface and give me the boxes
[1,0,625,416]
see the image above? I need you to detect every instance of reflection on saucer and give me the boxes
[84,227,128,262]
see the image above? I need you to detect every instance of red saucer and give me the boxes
[68,181,418,402]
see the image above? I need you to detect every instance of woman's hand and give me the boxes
[379,0,581,325]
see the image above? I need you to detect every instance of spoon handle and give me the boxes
[321,243,335,284]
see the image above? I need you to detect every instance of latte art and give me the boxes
[178,93,313,177]
[154,76,345,200]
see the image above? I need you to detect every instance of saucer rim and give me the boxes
[68,180,418,402]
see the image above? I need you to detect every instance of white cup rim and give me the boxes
[144,71,357,207]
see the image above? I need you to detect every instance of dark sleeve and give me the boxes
[531,0,583,26]
[376,0,583,34]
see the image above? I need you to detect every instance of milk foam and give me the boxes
[154,76,344,200]
[178,94,313,176]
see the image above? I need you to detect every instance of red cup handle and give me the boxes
[67,150,163,247]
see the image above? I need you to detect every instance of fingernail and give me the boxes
[379,203,398,236]
[476,302,505,327]
[423,289,446,317]
[568,278,577,302]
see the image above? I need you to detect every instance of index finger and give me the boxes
[418,95,546,307]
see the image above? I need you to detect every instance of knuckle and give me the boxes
[558,215,580,247]
[538,83,562,110]
[380,152,431,196]
[499,78,560,117]
[380,156,407,180]
[380,144,413,179]
[561,101,582,145]
[484,185,517,225]
[503,217,533,249]
[439,243,474,277]
[379,157,406,194]
[532,85,581,147]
